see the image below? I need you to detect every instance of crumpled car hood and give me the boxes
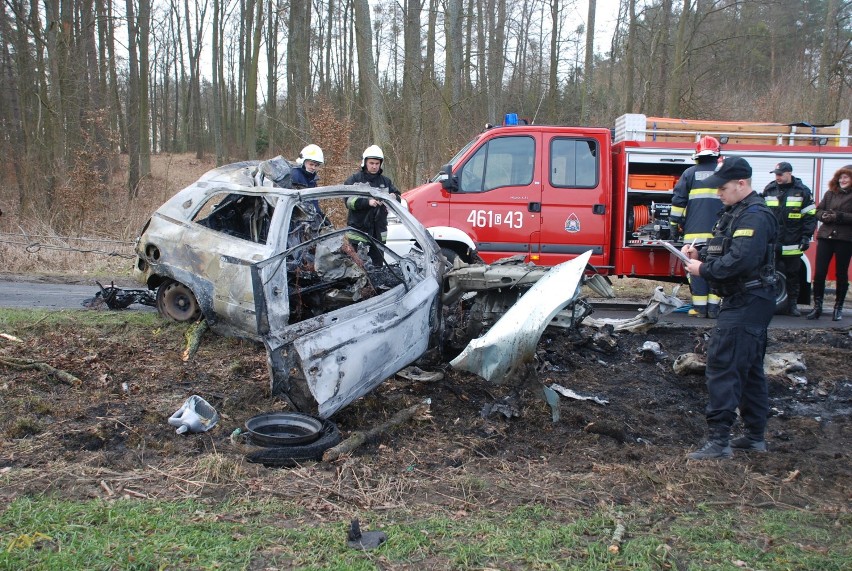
[450,251,592,384]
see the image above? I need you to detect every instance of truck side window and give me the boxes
[459,136,535,193]
[550,138,598,188]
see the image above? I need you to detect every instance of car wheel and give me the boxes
[156,279,201,322]
[245,418,342,467]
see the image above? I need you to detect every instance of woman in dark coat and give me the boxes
[807,166,852,321]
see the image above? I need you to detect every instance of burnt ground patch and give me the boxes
[0,319,849,514]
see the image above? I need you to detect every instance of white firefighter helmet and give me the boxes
[361,145,384,168]
[298,144,324,165]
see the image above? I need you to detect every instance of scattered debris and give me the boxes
[322,399,432,462]
[82,281,157,310]
[245,418,341,467]
[244,412,322,446]
[672,353,706,375]
[396,366,444,383]
[582,285,684,332]
[549,383,609,406]
[637,341,666,362]
[346,519,387,550]
[764,352,806,377]
[1,333,22,343]
[542,385,561,422]
[168,395,220,434]
[481,397,522,419]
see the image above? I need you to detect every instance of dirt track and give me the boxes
[1,314,849,515]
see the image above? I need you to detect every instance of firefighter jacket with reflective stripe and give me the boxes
[699,192,777,300]
[343,169,401,243]
[670,161,723,243]
[761,177,816,255]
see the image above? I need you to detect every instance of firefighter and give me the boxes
[291,144,324,189]
[670,136,724,318]
[760,162,816,316]
[343,145,401,266]
[682,157,778,460]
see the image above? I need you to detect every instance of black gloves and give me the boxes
[800,239,810,252]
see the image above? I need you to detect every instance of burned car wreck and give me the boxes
[134,158,676,419]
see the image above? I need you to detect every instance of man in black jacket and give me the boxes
[760,162,816,316]
[344,145,401,266]
[682,157,778,460]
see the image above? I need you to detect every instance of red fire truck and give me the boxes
[388,114,852,294]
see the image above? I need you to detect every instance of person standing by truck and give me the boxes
[760,162,816,316]
[681,157,778,460]
[344,145,401,266]
[806,165,852,321]
[670,136,724,318]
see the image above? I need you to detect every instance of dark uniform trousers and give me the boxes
[704,289,775,438]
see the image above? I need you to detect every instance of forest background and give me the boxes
[1,0,851,251]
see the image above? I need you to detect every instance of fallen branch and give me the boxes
[607,512,626,554]
[323,399,431,462]
[1,333,23,343]
[182,319,209,362]
[0,357,82,386]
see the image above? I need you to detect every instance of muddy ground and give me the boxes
[0,315,850,517]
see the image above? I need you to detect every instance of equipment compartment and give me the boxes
[627,174,679,191]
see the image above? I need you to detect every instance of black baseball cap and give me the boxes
[703,157,753,188]
[771,161,793,174]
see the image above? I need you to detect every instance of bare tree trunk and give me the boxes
[139,0,151,175]
[353,0,391,173]
[652,0,672,116]
[125,0,141,199]
[402,0,423,186]
[816,0,839,123]
[580,0,596,123]
[548,0,560,121]
[444,0,463,112]
[245,0,263,158]
[666,0,690,117]
[265,0,279,155]
[212,0,224,165]
[287,0,311,137]
[486,0,506,124]
[623,0,636,113]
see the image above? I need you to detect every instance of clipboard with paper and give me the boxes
[660,240,693,266]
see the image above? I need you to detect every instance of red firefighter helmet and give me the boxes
[692,135,721,160]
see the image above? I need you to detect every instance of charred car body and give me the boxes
[134,159,626,418]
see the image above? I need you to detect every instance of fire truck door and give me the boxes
[537,135,610,267]
[447,134,542,262]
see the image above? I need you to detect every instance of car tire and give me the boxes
[244,418,341,467]
[156,279,202,322]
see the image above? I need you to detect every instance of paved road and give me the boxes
[0,280,156,312]
[0,279,846,329]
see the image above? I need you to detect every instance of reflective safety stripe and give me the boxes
[801,204,817,215]
[733,229,755,237]
[708,293,722,304]
[346,196,359,210]
[688,188,720,199]
[683,233,713,241]
[670,205,686,217]
[785,197,803,206]
[781,244,803,256]
[764,197,780,207]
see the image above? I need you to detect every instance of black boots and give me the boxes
[833,281,848,321]
[787,298,801,317]
[807,297,823,319]
[807,280,824,320]
[730,435,767,452]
